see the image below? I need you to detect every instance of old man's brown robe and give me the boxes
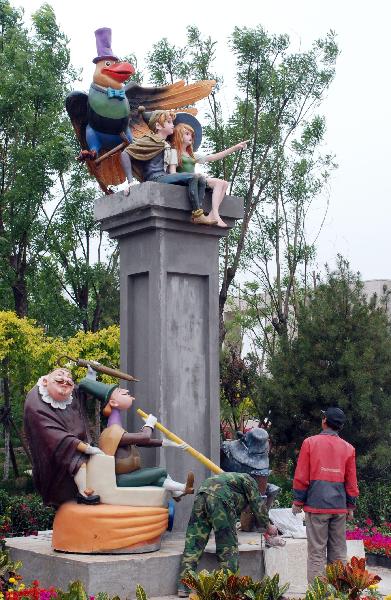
[24,385,91,508]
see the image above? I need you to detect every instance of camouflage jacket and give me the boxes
[198,472,268,527]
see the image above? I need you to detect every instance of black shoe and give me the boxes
[76,493,100,505]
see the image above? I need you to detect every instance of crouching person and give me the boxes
[177,472,269,597]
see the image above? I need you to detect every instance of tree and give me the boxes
[217,27,338,346]
[0,1,76,317]
[256,258,391,480]
[220,346,255,436]
[0,310,121,478]
[0,310,58,478]
[31,165,120,334]
[146,26,338,346]
[0,3,120,335]
[147,38,189,85]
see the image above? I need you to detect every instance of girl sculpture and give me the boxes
[170,115,249,227]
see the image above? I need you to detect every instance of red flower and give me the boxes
[365,518,373,526]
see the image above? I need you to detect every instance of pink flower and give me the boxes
[365,518,373,526]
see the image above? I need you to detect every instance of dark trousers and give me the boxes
[153,173,206,212]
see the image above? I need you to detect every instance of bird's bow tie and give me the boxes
[107,88,126,100]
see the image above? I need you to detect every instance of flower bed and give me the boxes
[0,491,54,537]
[346,519,391,559]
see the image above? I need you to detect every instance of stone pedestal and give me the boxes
[95,183,243,530]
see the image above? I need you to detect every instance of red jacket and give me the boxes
[293,430,359,514]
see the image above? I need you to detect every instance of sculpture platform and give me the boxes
[6,531,364,598]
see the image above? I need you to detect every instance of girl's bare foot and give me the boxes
[192,214,218,225]
[217,218,228,228]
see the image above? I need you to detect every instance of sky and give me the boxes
[16,0,391,281]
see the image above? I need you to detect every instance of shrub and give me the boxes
[0,492,54,537]
[180,569,289,600]
[353,481,391,524]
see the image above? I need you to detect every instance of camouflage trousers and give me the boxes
[178,493,239,591]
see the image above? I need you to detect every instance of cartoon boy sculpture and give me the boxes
[120,108,215,225]
[24,368,104,508]
[78,378,195,500]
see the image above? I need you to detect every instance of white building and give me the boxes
[362,279,391,316]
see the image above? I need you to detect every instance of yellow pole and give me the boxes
[136,408,223,475]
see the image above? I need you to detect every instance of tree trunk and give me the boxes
[2,373,10,481]
[3,426,10,481]
[12,277,28,317]
[9,439,19,478]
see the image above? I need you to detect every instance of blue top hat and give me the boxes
[174,113,203,151]
[93,28,119,64]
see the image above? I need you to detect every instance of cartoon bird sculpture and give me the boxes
[66,28,216,194]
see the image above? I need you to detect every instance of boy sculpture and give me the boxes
[78,377,194,500]
[120,108,215,225]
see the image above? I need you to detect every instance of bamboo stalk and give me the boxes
[136,408,223,475]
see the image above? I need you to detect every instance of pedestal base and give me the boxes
[6,533,365,598]
[52,502,168,553]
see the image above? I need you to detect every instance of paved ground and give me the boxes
[372,566,391,597]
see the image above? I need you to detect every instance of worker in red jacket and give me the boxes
[292,407,359,583]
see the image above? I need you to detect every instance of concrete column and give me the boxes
[95,182,243,529]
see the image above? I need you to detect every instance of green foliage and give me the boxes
[0,2,119,334]
[0,538,23,592]
[0,311,59,408]
[217,27,338,343]
[220,348,256,435]
[55,582,118,600]
[35,166,120,334]
[135,584,148,600]
[252,258,391,479]
[181,569,289,600]
[56,581,88,600]
[0,0,76,316]
[0,310,120,397]
[304,577,337,600]
[0,490,54,535]
[147,37,189,84]
[353,481,391,524]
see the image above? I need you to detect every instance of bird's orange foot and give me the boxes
[77,149,97,162]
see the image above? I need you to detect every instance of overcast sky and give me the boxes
[17,0,391,281]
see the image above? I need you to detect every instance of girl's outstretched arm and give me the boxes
[204,140,250,163]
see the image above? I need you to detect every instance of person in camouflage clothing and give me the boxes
[177,472,269,597]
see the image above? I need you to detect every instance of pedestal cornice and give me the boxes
[94,182,244,238]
